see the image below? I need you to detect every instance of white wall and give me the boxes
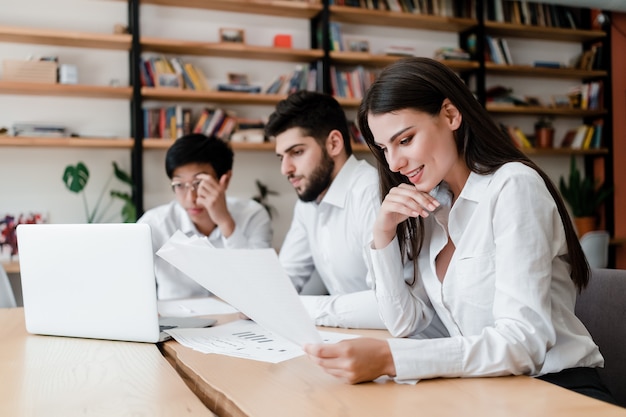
[1,0,583,251]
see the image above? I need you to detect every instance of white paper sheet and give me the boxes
[158,297,238,317]
[157,231,323,346]
[165,320,360,363]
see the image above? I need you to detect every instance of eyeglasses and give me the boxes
[171,179,202,195]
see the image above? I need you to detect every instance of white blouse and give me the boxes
[369,162,603,382]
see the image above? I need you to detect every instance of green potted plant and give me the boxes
[559,156,612,237]
[62,161,136,223]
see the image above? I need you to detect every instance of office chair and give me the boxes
[575,268,626,407]
[580,231,610,269]
[0,263,17,308]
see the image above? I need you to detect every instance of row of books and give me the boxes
[484,36,513,65]
[192,108,238,141]
[569,81,604,111]
[577,42,604,71]
[562,121,604,150]
[329,0,476,19]
[503,121,604,150]
[330,65,377,99]
[144,106,256,142]
[140,56,209,91]
[485,0,581,29]
[143,106,193,140]
[263,64,318,95]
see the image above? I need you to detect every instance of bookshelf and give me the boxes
[478,2,614,246]
[0,24,133,141]
[323,2,480,104]
[1,1,620,267]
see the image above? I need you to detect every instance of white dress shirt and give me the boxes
[369,162,603,382]
[279,155,385,328]
[138,198,272,300]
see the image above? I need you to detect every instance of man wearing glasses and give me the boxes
[138,133,273,300]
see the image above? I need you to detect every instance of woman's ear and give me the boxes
[442,98,462,130]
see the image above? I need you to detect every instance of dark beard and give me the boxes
[297,151,334,202]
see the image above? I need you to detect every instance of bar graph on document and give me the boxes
[165,319,360,364]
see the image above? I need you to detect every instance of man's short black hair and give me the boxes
[165,134,234,179]
[265,90,352,155]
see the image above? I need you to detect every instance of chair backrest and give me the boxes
[0,264,17,308]
[575,268,626,407]
[580,230,610,269]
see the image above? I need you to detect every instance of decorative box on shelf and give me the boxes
[2,60,57,84]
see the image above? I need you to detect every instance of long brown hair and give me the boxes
[358,57,588,291]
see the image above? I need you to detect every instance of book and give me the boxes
[217,84,262,93]
[204,108,225,137]
[193,109,211,134]
[498,38,513,65]
[570,124,590,149]
[384,45,415,56]
[434,47,471,61]
[533,61,564,69]
[581,125,595,149]
[591,120,604,149]
[185,63,207,91]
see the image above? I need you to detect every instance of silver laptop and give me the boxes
[16,223,215,343]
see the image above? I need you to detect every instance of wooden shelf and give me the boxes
[486,104,607,117]
[610,237,626,246]
[330,5,477,32]
[484,21,606,42]
[520,147,609,156]
[0,136,133,148]
[144,139,371,153]
[0,25,131,50]
[142,87,287,104]
[138,0,323,18]
[144,138,275,151]
[485,63,607,79]
[1,261,19,274]
[330,51,479,71]
[142,37,323,62]
[336,96,362,108]
[0,81,132,99]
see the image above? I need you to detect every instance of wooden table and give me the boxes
[162,325,626,417]
[0,308,215,417]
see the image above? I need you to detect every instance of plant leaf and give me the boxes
[112,162,133,187]
[62,162,90,193]
[110,190,136,222]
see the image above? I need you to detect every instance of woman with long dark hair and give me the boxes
[304,57,614,404]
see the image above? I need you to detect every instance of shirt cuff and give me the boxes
[221,225,247,248]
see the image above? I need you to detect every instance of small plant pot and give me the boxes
[535,127,554,148]
[574,216,597,238]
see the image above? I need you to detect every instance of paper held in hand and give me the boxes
[156,231,323,346]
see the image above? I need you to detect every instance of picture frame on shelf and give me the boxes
[220,28,245,44]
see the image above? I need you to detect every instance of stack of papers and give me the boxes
[166,319,358,363]
[157,232,360,363]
